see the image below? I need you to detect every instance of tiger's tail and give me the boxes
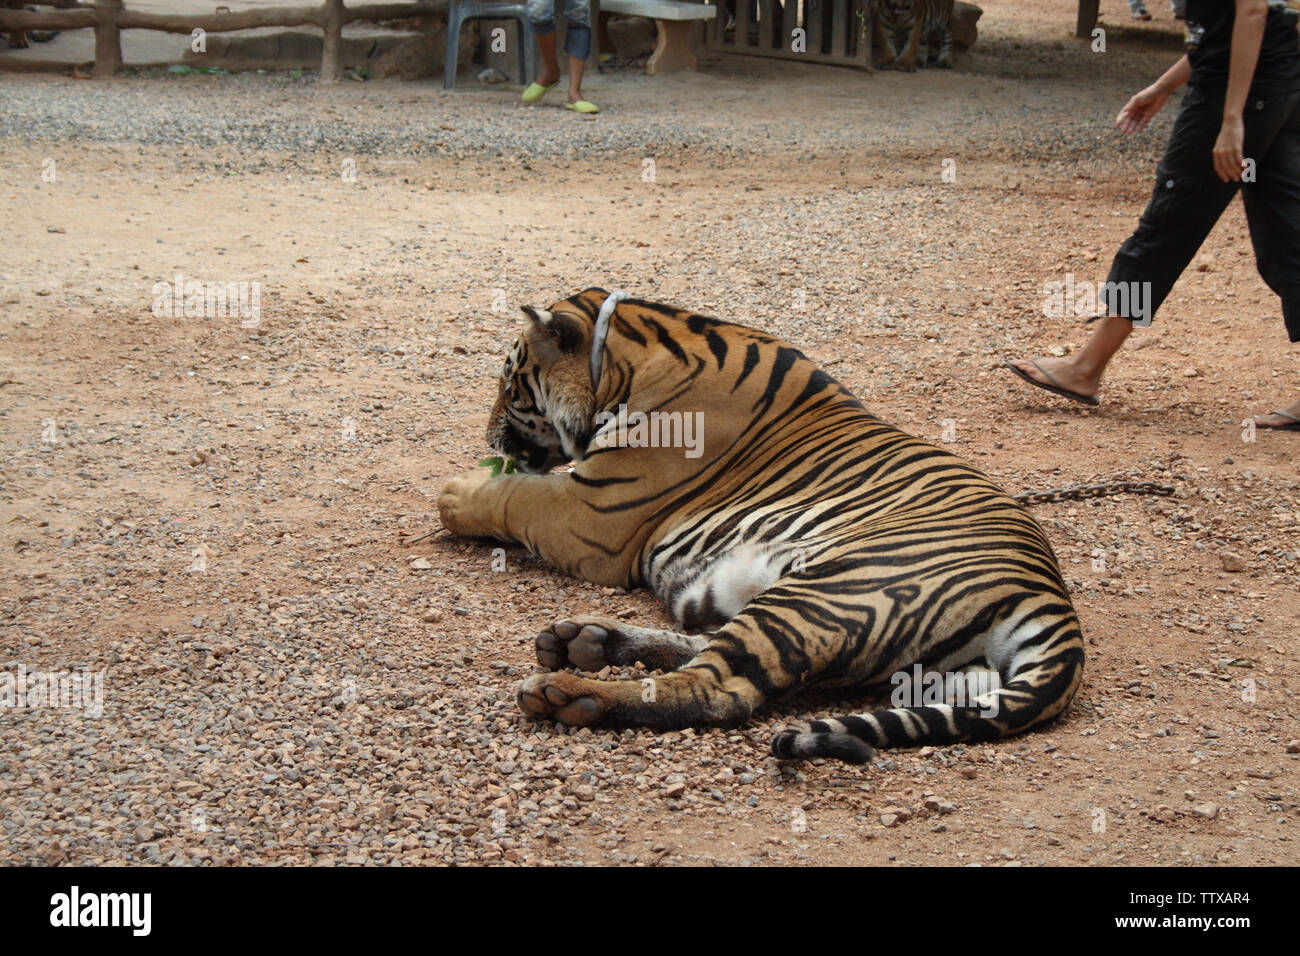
[771,608,1085,764]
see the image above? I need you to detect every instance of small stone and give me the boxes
[1182,366,1200,378]
[880,812,900,828]
[1287,740,1300,754]
[1191,803,1219,820]
[1219,551,1246,572]
[408,558,433,571]
[664,782,686,798]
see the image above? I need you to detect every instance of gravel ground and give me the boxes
[0,8,1181,164]
[1,0,1297,866]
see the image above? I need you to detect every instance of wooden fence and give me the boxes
[0,0,449,80]
[703,0,872,70]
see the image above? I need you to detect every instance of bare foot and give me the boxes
[1006,356,1102,400]
[536,70,560,88]
[1252,399,1300,428]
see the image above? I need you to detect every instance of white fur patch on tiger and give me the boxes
[669,542,788,623]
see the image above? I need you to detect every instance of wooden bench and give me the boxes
[599,0,715,74]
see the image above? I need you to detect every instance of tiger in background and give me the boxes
[437,288,1084,763]
[876,0,953,70]
[2,2,60,49]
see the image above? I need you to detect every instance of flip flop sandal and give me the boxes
[1004,358,1100,407]
[1254,409,1300,431]
[521,80,558,104]
[565,100,599,114]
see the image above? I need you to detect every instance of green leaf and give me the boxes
[478,456,519,478]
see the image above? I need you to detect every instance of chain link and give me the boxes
[1013,480,1175,507]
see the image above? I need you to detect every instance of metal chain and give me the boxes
[1013,480,1175,507]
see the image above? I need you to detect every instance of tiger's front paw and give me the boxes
[437,469,493,537]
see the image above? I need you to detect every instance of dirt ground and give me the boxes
[1,0,1297,866]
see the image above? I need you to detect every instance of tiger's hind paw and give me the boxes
[517,673,609,726]
[535,619,614,672]
[771,729,874,765]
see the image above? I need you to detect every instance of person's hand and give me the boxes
[1115,84,1172,135]
[1212,114,1247,182]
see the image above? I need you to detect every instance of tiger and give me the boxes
[875,0,953,70]
[436,288,1084,763]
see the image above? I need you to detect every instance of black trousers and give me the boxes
[1103,84,1300,343]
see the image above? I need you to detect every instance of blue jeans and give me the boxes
[527,0,591,60]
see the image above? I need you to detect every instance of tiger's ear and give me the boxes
[521,306,584,354]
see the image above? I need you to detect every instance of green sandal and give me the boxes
[565,100,599,114]
[521,80,558,104]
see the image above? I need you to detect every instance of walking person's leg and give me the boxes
[1008,85,1239,403]
[523,0,562,102]
[561,0,597,112]
[1240,92,1300,427]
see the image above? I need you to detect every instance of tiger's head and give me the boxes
[485,291,607,474]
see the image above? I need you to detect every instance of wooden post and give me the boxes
[1075,0,1099,39]
[92,0,124,77]
[321,0,345,82]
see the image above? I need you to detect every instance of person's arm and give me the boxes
[1158,55,1193,93]
[1116,56,1191,135]
[1213,0,1269,181]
